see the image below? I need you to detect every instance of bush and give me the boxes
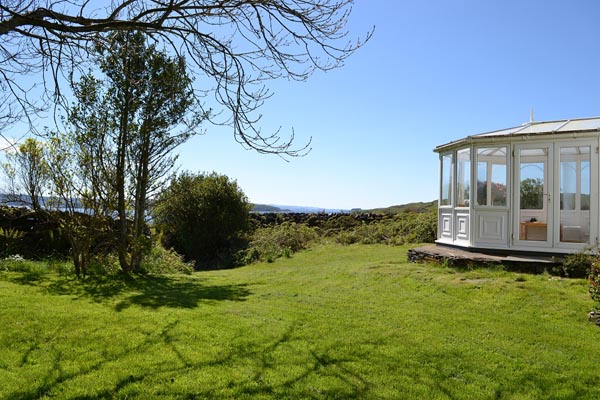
[0,227,25,258]
[238,211,437,262]
[332,211,437,246]
[85,253,121,277]
[322,214,360,234]
[392,211,437,243]
[333,222,394,245]
[589,258,600,303]
[245,222,319,263]
[80,244,195,276]
[334,230,359,245]
[555,251,593,278]
[0,254,72,275]
[588,255,600,301]
[0,208,73,260]
[153,172,250,269]
[0,254,31,272]
[0,245,193,277]
[139,244,194,275]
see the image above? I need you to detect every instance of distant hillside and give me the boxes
[251,204,349,214]
[251,201,437,215]
[250,204,288,213]
[363,200,437,214]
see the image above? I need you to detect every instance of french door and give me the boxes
[513,141,597,249]
[514,143,553,247]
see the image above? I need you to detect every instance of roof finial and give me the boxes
[530,108,535,124]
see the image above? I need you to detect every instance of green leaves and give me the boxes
[66,31,207,273]
[153,172,250,269]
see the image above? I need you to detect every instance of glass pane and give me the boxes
[456,149,470,207]
[560,161,576,210]
[441,154,452,206]
[582,161,590,210]
[560,146,590,243]
[491,163,507,206]
[476,147,507,207]
[477,161,487,206]
[519,148,545,210]
[519,148,547,241]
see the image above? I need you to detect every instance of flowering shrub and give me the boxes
[588,259,600,302]
[5,254,25,262]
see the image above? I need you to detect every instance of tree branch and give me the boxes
[0,0,372,156]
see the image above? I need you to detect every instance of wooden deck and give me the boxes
[408,244,562,274]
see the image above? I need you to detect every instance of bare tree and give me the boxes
[0,0,371,155]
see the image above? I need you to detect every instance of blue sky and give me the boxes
[177,0,600,209]
[8,1,600,210]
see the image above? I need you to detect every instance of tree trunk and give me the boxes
[116,42,133,273]
[116,101,131,273]
[130,131,151,272]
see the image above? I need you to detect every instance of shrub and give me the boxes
[0,254,63,275]
[589,257,600,303]
[555,250,593,278]
[0,209,73,260]
[392,211,437,244]
[246,222,319,262]
[352,222,394,245]
[236,210,438,264]
[0,227,25,258]
[334,230,359,245]
[77,243,194,276]
[153,172,251,269]
[0,254,27,272]
[139,244,194,275]
[322,214,360,234]
[86,253,121,277]
[46,259,74,275]
[332,211,436,246]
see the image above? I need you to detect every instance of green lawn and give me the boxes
[1,244,599,399]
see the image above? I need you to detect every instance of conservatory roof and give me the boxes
[435,116,600,152]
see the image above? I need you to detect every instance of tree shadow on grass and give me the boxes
[8,271,46,285]
[5,320,582,400]
[3,273,251,311]
[109,275,251,311]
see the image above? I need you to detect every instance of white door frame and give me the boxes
[513,142,553,248]
[552,139,598,251]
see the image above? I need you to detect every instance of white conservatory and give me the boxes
[435,116,600,254]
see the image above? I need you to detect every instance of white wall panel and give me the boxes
[440,213,453,239]
[456,213,469,241]
[475,211,508,246]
